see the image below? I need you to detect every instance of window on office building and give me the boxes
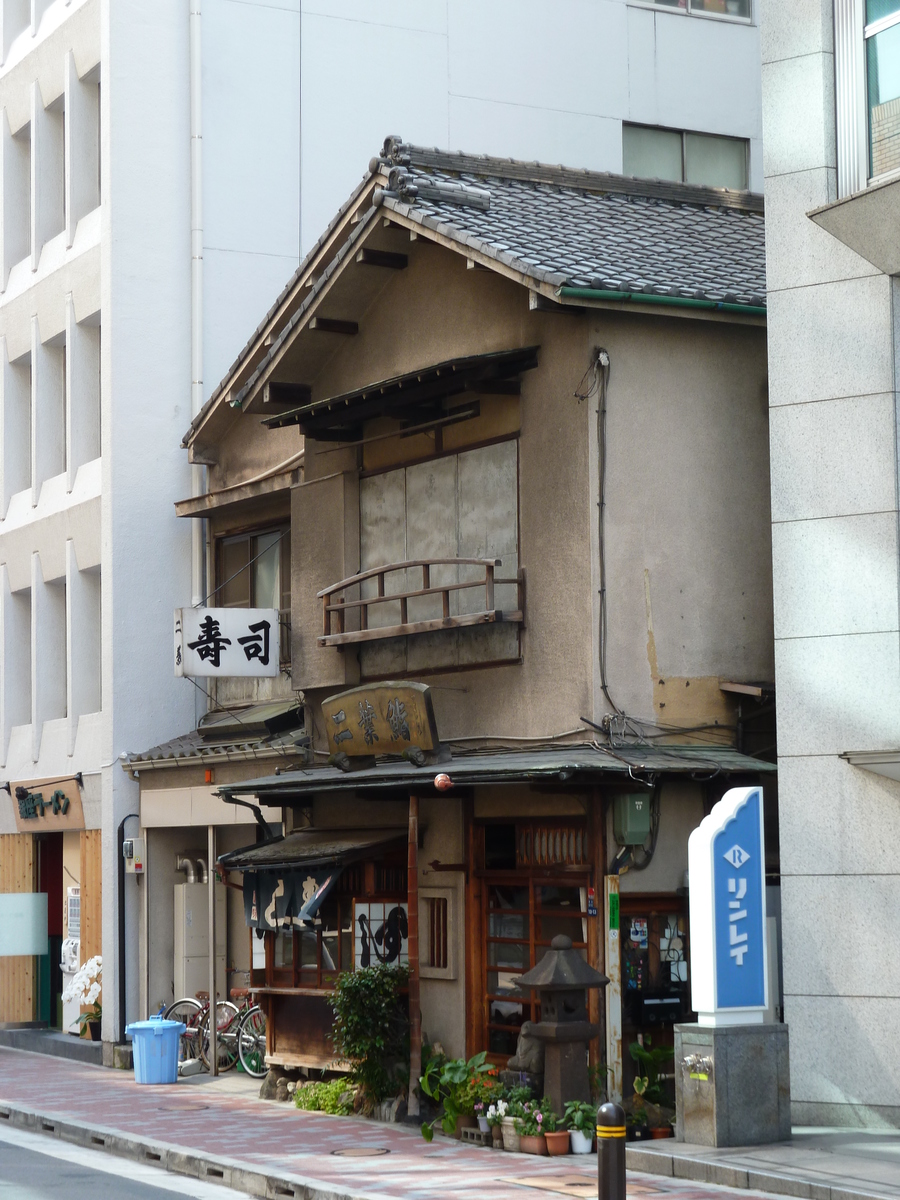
[836,1,900,194]
[634,0,751,19]
[623,124,749,190]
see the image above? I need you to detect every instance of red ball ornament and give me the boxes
[434,773,453,791]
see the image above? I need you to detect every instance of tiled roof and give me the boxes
[125,701,307,770]
[376,145,766,307]
[190,139,767,438]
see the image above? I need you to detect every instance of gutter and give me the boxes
[557,286,767,317]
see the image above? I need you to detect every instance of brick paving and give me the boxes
[0,1047,776,1200]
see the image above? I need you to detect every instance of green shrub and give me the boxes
[293,1078,355,1115]
[329,965,409,1107]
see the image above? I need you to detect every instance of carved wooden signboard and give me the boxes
[11,776,86,833]
[321,682,439,757]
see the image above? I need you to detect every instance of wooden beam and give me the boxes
[319,608,522,647]
[464,379,521,395]
[308,317,359,335]
[262,382,312,408]
[407,795,421,1118]
[529,291,585,315]
[356,248,408,270]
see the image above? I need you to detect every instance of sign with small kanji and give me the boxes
[321,682,440,758]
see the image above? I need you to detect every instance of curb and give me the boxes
[625,1144,899,1200]
[0,1099,384,1200]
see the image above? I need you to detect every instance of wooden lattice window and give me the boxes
[427,896,448,969]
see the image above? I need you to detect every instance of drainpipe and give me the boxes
[189,0,208,723]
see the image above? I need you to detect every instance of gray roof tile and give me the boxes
[378,152,765,307]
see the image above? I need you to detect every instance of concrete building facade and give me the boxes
[0,0,301,1045]
[762,0,900,1128]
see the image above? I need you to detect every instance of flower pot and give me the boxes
[632,1125,652,1141]
[500,1116,520,1153]
[650,1127,674,1139]
[491,1125,503,1149]
[569,1129,593,1155]
[455,1114,476,1139]
[519,1134,547,1155]
[86,1021,101,1042]
[544,1130,569,1156]
[477,1116,490,1133]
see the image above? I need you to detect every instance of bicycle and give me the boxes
[164,986,266,1076]
[163,991,239,1072]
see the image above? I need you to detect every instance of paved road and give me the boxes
[0,1123,254,1200]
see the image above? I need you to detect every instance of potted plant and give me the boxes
[542,1107,569,1156]
[420,1051,494,1140]
[629,1037,675,1137]
[62,956,102,1040]
[514,1101,548,1155]
[486,1097,506,1148]
[563,1100,596,1154]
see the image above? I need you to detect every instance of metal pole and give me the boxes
[208,824,217,1076]
[597,1101,626,1200]
[407,795,421,1117]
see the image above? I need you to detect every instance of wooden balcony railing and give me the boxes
[317,558,524,647]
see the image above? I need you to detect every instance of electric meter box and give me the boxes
[613,794,652,846]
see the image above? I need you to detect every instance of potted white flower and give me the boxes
[62,955,102,1040]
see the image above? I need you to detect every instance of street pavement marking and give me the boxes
[0,1123,256,1199]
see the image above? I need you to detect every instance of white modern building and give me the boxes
[299,0,764,250]
[0,0,301,1048]
[0,0,765,1053]
[762,0,900,1127]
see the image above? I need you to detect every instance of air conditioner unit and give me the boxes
[66,887,80,940]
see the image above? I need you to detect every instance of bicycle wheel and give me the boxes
[163,997,204,1063]
[237,1005,267,1078]
[200,1000,240,1071]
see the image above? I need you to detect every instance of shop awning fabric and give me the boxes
[215,744,774,807]
[220,828,406,931]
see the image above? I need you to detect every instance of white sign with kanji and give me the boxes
[174,607,280,677]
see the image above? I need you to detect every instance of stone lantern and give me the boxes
[515,934,609,1115]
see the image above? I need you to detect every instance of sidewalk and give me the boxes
[0,1046,897,1200]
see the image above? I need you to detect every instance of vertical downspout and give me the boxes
[189,0,208,719]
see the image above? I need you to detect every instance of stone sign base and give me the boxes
[675,1022,791,1147]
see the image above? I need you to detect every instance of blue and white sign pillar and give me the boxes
[688,785,767,1025]
[678,786,790,1146]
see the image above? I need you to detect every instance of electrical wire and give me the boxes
[193,527,290,609]
[592,348,620,717]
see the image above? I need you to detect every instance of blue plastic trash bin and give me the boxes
[125,1014,186,1085]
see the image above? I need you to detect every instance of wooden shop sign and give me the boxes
[11,775,85,833]
[322,682,439,757]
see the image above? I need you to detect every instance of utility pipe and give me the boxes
[407,795,421,1118]
[189,0,206,614]
[557,286,767,317]
[207,824,217,1076]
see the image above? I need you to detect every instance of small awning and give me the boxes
[262,345,539,440]
[215,745,774,806]
[218,827,407,874]
[840,750,900,783]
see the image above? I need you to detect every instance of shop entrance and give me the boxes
[37,832,63,1028]
[619,895,691,1106]
[477,819,592,1061]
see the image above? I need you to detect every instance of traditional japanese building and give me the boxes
[164,141,777,1100]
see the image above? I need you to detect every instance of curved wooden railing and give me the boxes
[317,557,524,647]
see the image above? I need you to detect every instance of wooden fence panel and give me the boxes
[79,830,102,966]
[0,834,36,1023]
